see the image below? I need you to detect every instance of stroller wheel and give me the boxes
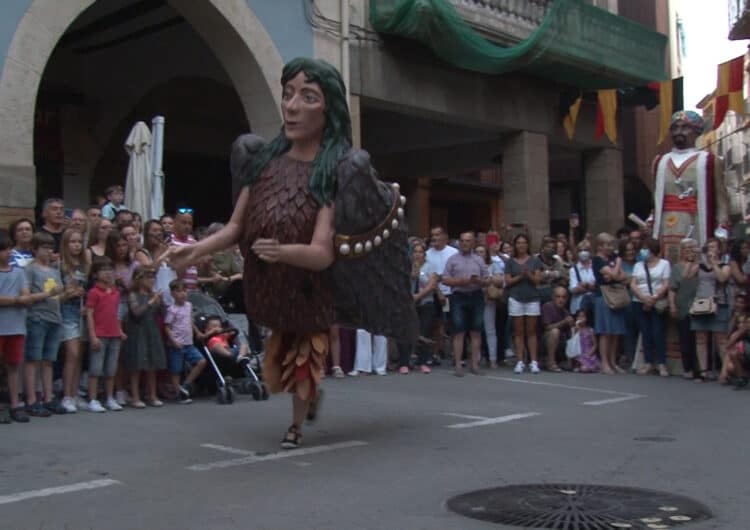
[261,384,269,401]
[217,386,232,405]
[250,382,262,401]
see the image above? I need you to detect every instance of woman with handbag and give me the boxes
[592,232,627,375]
[630,238,671,376]
[690,238,731,382]
[476,244,504,369]
[669,238,700,379]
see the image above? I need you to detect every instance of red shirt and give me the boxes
[207,333,231,351]
[86,283,121,338]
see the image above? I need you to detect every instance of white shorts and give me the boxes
[508,297,541,317]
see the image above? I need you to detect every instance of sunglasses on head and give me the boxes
[177,208,193,215]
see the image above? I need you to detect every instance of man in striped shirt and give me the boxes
[169,208,199,291]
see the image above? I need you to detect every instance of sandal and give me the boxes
[549,364,562,373]
[10,406,29,423]
[306,389,323,423]
[693,370,707,383]
[280,425,302,449]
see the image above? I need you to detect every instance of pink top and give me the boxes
[164,302,193,347]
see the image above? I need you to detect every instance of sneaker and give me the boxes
[375,369,387,376]
[179,383,193,398]
[27,402,52,418]
[87,399,106,413]
[331,366,345,379]
[177,396,193,404]
[115,390,130,407]
[10,406,30,423]
[148,399,164,407]
[505,348,515,359]
[347,370,359,377]
[131,400,146,409]
[513,361,526,374]
[530,360,540,374]
[420,364,431,374]
[61,397,78,414]
[399,366,409,375]
[105,398,123,411]
[76,396,89,409]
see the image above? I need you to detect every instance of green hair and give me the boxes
[245,57,352,205]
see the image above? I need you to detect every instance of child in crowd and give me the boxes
[574,309,600,373]
[721,293,748,385]
[0,230,31,423]
[164,279,207,402]
[23,232,65,417]
[85,257,126,412]
[101,185,127,221]
[205,316,249,363]
[123,266,166,408]
[59,229,89,413]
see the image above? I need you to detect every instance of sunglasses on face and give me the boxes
[177,208,193,215]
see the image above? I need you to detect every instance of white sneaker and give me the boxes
[505,348,515,359]
[61,397,77,414]
[87,399,106,413]
[375,370,387,376]
[105,398,123,411]
[514,361,526,374]
[115,390,129,406]
[530,360,540,374]
[347,370,359,377]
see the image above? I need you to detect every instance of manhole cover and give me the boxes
[633,436,676,443]
[446,484,711,529]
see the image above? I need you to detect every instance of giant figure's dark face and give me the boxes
[670,119,697,149]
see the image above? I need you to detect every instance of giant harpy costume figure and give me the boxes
[170,58,416,448]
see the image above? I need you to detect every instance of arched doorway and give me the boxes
[0,0,283,220]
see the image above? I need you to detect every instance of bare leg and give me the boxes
[695,331,708,378]
[330,325,341,369]
[63,339,81,399]
[41,361,54,403]
[453,332,466,374]
[469,331,482,372]
[24,361,39,405]
[600,335,613,374]
[6,365,21,408]
[146,371,158,402]
[88,375,99,401]
[185,359,207,384]
[292,394,310,428]
[546,328,561,369]
[104,376,116,402]
[513,317,526,364]
[129,372,141,403]
[526,316,539,362]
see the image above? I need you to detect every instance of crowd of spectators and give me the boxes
[0,186,247,423]
[3,185,750,425]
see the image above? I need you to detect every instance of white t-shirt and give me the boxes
[569,262,596,313]
[426,245,458,295]
[631,258,671,301]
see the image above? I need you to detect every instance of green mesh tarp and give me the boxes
[370,0,667,88]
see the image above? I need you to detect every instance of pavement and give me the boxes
[1,364,746,530]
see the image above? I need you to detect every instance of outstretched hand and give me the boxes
[163,244,198,274]
[252,239,281,263]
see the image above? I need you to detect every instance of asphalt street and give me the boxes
[1,365,746,530]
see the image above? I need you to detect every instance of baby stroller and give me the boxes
[188,291,268,404]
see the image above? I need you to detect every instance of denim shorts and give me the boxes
[24,318,63,362]
[61,303,83,342]
[88,337,121,377]
[168,345,204,374]
[449,291,485,333]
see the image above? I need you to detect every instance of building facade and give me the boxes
[0,0,667,244]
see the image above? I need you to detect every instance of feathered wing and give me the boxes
[331,149,419,345]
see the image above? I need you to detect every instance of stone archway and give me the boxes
[0,0,283,216]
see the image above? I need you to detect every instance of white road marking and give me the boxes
[200,443,255,456]
[486,376,645,406]
[441,412,489,421]
[583,395,644,406]
[188,440,368,471]
[0,479,121,506]
[446,412,541,429]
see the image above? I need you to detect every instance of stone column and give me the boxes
[502,131,549,246]
[584,147,624,235]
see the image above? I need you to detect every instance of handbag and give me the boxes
[565,331,581,359]
[644,261,668,314]
[600,283,630,310]
[689,297,716,316]
[486,284,504,301]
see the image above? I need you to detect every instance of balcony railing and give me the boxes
[448,0,552,45]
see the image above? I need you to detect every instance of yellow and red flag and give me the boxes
[714,54,744,129]
[595,89,617,144]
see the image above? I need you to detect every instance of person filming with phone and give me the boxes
[441,232,489,377]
